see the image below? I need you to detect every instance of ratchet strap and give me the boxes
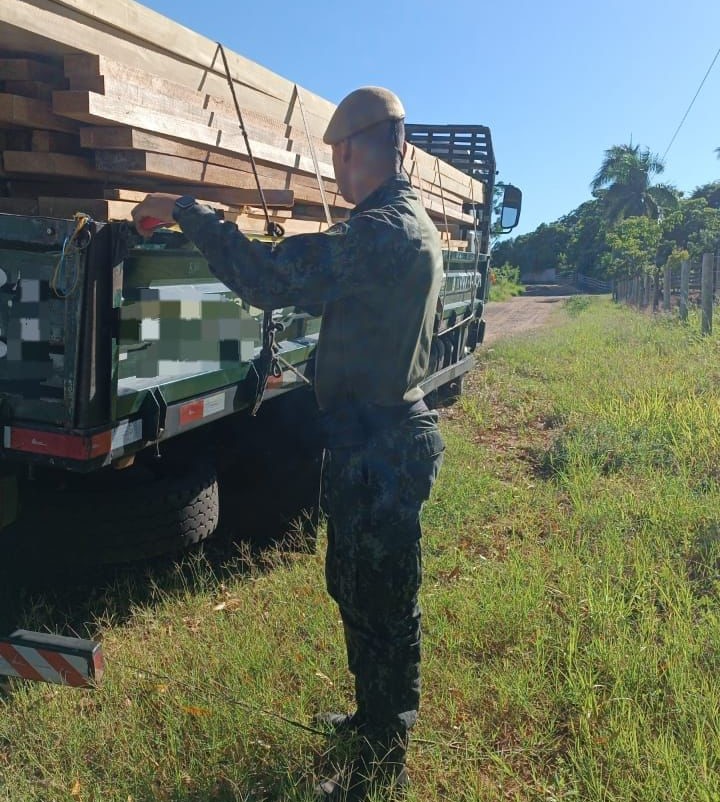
[216,42,284,415]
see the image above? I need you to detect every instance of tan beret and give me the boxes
[323,86,405,145]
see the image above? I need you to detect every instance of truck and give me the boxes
[0,0,521,691]
[0,0,525,565]
[0,168,519,689]
[0,158,520,567]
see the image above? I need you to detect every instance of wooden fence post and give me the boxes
[680,260,689,321]
[663,264,671,311]
[701,252,713,335]
[652,271,660,311]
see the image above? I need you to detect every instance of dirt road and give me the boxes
[482,284,578,344]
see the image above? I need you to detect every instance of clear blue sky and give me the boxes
[141,0,719,238]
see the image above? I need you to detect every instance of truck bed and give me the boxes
[0,214,317,470]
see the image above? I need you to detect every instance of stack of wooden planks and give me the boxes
[0,0,484,247]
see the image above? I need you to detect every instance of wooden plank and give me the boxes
[93,150,350,210]
[31,129,80,152]
[439,224,462,240]
[241,207,292,219]
[0,154,295,207]
[0,129,33,150]
[0,93,77,132]
[62,70,479,203]
[74,128,467,219]
[406,146,477,200]
[0,197,39,214]
[80,127,346,206]
[229,214,330,236]
[53,90,336,181]
[0,2,485,205]
[92,149,260,188]
[64,56,332,160]
[102,185,293,208]
[0,58,64,83]
[79,125,329,179]
[67,69,332,165]
[2,80,60,101]
[103,187,153,202]
[0,178,111,197]
[291,203,351,222]
[0,4,332,138]
[48,0,336,117]
[37,195,137,220]
[3,150,102,181]
[100,187,250,214]
[406,148,481,205]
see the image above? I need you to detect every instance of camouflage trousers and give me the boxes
[322,406,445,741]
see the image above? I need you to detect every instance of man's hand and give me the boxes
[131,193,181,237]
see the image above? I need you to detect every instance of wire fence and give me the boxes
[576,274,612,293]
[613,253,719,334]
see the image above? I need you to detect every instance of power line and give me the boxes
[662,44,720,162]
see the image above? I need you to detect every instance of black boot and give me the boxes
[315,764,409,801]
[313,711,363,736]
[315,734,408,801]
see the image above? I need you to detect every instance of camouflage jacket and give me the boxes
[174,174,443,411]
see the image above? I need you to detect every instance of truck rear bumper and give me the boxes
[419,355,474,395]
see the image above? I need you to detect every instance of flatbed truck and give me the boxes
[0,125,520,685]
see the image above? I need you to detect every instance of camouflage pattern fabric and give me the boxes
[174,173,444,410]
[322,407,445,743]
[175,171,447,766]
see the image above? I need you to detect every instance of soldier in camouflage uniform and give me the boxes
[132,86,445,800]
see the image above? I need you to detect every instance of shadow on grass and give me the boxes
[0,390,323,638]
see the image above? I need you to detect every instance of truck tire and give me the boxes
[25,460,220,566]
[424,336,445,409]
[438,373,465,405]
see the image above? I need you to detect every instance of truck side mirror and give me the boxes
[500,184,522,232]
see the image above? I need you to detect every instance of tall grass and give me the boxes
[3,297,720,800]
[489,263,525,301]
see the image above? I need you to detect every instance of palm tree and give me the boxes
[591,144,678,224]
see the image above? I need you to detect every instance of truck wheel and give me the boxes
[32,460,220,566]
[424,337,445,409]
[438,374,465,405]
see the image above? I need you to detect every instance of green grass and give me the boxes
[489,264,525,301]
[3,297,720,800]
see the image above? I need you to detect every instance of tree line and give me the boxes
[492,145,720,282]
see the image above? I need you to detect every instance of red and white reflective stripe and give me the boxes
[3,427,112,460]
[179,392,226,427]
[0,642,98,687]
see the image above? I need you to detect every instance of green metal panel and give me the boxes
[0,214,88,426]
[440,250,485,324]
[112,236,318,420]
[0,217,321,440]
